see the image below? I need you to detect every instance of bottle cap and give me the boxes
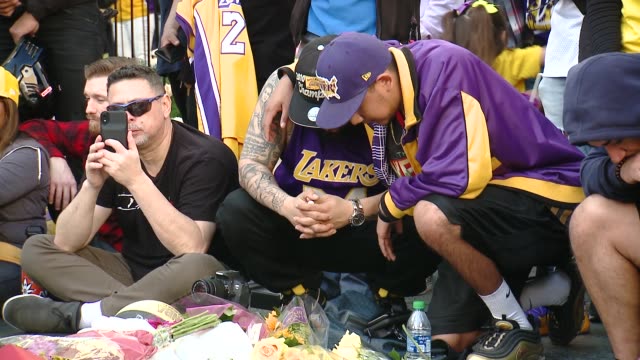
[412,300,425,310]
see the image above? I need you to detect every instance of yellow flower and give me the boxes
[266,310,281,332]
[252,337,289,360]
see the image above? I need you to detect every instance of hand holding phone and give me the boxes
[100,110,128,152]
[155,43,186,64]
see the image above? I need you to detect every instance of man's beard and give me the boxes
[88,117,100,137]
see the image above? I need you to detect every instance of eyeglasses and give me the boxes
[106,94,164,117]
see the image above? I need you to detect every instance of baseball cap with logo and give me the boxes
[289,35,337,127]
[0,68,20,105]
[315,32,392,129]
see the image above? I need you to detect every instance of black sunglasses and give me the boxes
[106,94,164,117]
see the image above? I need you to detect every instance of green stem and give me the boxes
[170,313,221,339]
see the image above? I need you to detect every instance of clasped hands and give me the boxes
[282,190,352,239]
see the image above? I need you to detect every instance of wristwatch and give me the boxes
[349,199,365,227]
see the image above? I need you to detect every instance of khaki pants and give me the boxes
[21,234,224,315]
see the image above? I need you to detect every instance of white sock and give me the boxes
[79,301,103,329]
[519,270,571,311]
[479,279,532,330]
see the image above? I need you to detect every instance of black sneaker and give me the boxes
[2,294,81,333]
[432,338,468,360]
[375,291,409,316]
[363,292,410,341]
[466,317,544,360]
[548,261,585,346]
[362,311,410,341]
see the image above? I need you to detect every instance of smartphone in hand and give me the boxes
[155,43,186,64]
[100,110,128,152]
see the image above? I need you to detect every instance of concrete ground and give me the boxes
[543,323,613,359]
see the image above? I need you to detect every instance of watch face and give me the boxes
[351,213,366,226]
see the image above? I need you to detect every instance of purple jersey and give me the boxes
[274,124,385,199]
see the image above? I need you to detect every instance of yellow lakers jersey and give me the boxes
[116,0,148,21]
[176,0,258,158]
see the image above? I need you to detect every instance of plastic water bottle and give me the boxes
[406,300,431,359]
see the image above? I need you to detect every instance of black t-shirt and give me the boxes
[96,121,239,280]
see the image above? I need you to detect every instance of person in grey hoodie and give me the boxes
[564,52,640,360]
[0,68,49,309]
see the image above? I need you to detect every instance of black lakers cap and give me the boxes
[289,35,338,128]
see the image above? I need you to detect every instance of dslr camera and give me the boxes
[192,270,250,307]
[192,270,282,310]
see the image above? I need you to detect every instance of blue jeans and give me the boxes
[538,76,566,131]
[321,272,372,300]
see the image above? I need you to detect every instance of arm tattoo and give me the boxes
[239,71,290,213]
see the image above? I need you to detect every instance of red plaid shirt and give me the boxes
[19,119,124,251]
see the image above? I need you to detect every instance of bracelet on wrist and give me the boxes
[615,158,627,183]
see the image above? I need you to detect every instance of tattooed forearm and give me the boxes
[238,71,291,213]
[240,71,285,168]
[239,162,289,213]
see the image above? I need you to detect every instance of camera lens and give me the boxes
[191,279,212,294]
[191,277,229,298]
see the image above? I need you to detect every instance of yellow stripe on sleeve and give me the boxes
[383,191,410,219]
[459,92,492,199]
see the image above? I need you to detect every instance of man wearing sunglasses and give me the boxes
[3,65,240,334]
[19,57,138,253]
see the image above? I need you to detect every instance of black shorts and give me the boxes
[423,185,573,335]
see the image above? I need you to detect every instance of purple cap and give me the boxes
[315,32,392,129]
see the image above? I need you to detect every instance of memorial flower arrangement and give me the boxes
[264,309,312,347]
[252,330,390,360]
[331,331,389,360]
[153,306,236,347]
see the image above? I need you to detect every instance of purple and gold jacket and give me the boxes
[378,40,585,221]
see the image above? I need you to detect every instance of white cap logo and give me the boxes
[307,107,319,122]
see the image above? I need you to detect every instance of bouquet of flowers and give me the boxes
[251,338,334,360]
[172,292,269,342]
[0,334,126,360]
[331,331,389,360]
[263,295,329,348]
[152,309,232,347]
[251,330,390,360]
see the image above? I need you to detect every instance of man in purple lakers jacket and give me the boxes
[216,36,439,309]
[313,32,586,358]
